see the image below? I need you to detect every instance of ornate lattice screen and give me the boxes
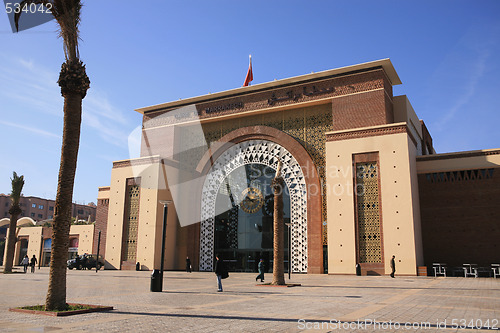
[122,182,140,262]
[355,162,382,263]
[195,104,332,246]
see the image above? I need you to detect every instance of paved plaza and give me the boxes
[0,268,499,332]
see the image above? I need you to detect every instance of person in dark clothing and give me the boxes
[30,255,37,273]
[390,255,396,278]
[255,259,265,282]
[214,255,226,292]
[186,257,192,273]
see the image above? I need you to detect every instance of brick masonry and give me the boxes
[418,167,500,268]
[331,89,393,131]
[93,198,109,257]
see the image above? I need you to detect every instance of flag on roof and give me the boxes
[243,55,253,87]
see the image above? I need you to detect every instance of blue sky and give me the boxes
[0,0,499,204]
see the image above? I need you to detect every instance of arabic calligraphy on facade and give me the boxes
[205,102,244,114]
[268,86,335,106]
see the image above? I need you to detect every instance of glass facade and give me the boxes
[214,164,290,272]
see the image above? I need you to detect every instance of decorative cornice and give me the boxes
[112,156,161,169]
[98,187,110,192]
[326,123,418,147]
[136,59,401,115]
[417,149,500,161]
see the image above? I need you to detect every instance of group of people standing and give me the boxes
[21,254,37,273]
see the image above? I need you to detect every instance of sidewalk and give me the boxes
[0,268,499,332]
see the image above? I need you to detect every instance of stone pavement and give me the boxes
[0,267,499,332]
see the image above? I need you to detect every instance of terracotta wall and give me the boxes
[418,167,500,267]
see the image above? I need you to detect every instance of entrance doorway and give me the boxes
[17,238,28,265]
[214,164,290,272]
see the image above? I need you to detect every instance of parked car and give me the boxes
[67,254,104,270]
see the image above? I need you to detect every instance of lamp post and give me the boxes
[95,230,101,273]
[151,200,173,292]
[285,222,291,280]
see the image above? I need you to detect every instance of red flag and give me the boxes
[243,55,253,86]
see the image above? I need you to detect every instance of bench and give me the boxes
[432,263,447,277]
[463,263,478,278]
[492,264,500,278]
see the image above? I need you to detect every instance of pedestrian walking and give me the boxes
[390,255,396,278]
[214,255,228,292]
[186,257,192,273]
[21,255,29,273]
[255,258,265,282]
[30,255,37,273]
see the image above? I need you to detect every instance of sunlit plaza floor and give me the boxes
[0,267,499,332]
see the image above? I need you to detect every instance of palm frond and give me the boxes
[10,171,25,206]
[53,0,83,61]
[15,0,83,62]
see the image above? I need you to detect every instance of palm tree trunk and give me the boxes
[45,85,83,311]
[271,177,285,285]
[3,214,19,273]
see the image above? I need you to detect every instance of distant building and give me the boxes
[0,194,96,223]
[0,217,94,267]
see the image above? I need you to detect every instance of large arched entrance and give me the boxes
[213,163,291,272]
[199,139,308,272]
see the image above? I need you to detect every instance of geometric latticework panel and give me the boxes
[122,184,140,262]
[200,139,308,273]
[355,162,382,263]
[200,105,332,246]
[227,205,238,249]
[322,221,328,246]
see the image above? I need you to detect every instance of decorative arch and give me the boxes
[196,126,323,273]
[199,139,307,272]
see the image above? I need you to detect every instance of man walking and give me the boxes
[214,255,226,292]
[390,255,396,278]
[255,259,265,282]
[30,255,37,273]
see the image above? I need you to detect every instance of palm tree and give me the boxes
[3,172,25,274]
[271,161,285,285]
[16,0,90,311]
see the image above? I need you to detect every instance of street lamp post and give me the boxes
[95,230,101,273]
[151,200,173,292]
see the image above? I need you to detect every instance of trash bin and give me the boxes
[136,262,140,271]
[356,263,361,276]
[150,269,163,292]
